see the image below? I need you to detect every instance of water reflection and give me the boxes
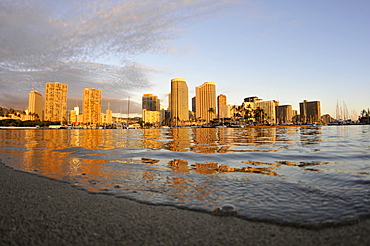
[192,128,219,153]
[299,127,322,146]
[168,159,190,173]
[0,127,355,180]
[142,129,162,150]
[166,128,191,152]
[1,126,369,226]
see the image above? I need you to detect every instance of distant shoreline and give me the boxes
[0,123,368,131]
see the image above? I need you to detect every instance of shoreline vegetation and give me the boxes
[1,116,369,130]
[1,106,370,129]
[1,162,369,245]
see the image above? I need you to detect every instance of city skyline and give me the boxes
[0,80,340,123]
[0,1,369,119]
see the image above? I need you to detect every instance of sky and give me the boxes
[1,0,369,119]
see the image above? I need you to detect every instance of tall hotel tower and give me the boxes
[142,94,160,111]
[299,100,321,123]
[170,78,189,125]
[196,82,216,123]
[106,102,113,124]
[217,94,227,119]
[28,90,43,119]
[83,88,102,125]
[44,82,68,122]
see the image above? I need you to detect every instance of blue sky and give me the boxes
[1,0,369,119]
[139,0,370,118]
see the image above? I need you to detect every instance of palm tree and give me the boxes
[253,107,265,124]
[242,104,254,123]
[208,107,215,123]
[361,109,369,117]
[360,108,370,124]
[231,105,243,122]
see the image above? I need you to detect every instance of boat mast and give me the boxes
[127,96,130,127]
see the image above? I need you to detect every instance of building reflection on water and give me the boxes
[0,127,327,183]
[168,159,190,173]
[299,127,322,146]
[167,128,191,152]
[167,159,280,176]
[142,128,162,150]
[1,126,367,226]
[19,130,110,179]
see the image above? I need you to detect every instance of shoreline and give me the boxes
[1,163,369,245]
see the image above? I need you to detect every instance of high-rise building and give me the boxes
[192,97,196,113]
[170,78,189,125]
[69,110,77,124]
[142,94,160,111]
[255,100,279,124]
[73,105,82,124]
[74,105,80,116]
[82,88,102,125]
[28,90,43,120]
[244,96,261,103]
[44,82,68,122]
[142,94,160,125]
[217,94,227,119]
[142,109,161,126]
[219,105,232,118]
[299,100,321,123]
[105,102,113,125]
[161,109,172,126]
[195,82,216,123]
[276,105,293,123]
[168,92,171,111]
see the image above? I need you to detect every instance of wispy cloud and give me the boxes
[0,0,233,110]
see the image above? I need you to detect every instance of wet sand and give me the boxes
[1,162,369,246]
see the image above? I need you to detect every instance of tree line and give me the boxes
[0,119,60,127]
[359,108,370,124]
[0,107,40,119]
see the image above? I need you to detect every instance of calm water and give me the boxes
[1,126,369,227]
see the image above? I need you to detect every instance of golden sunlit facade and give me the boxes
[142,109,161,126]
[142,94,160,126]
[255,100,279,124]
[28,90,43,120]
[82,88,102,125]
[170,78,189,125]
[105,104,113,125]
[69,110,77,124]
[219,105,232,118]
[44,82,68,122]
[195,82,216,123]
[101,102,113,125]
[217,94,226,118]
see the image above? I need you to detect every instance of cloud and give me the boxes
[0,0,233,111]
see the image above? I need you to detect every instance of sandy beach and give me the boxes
[1,162,369,246]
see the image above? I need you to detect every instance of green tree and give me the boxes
[231,105,243,122]
[253,107,265,124]
[361,109,369,117]
[208,107,215,122]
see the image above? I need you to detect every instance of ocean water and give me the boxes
[1,126,369,227]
